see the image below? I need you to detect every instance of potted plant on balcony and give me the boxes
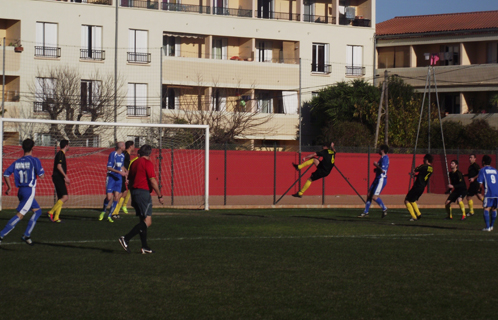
[10,40,23,53]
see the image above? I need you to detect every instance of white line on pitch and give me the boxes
[1,234,497,246]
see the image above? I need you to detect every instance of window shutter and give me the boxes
[353,46,362,67]
[265,41,272,62]
[346,45,353,67]
[221,38,228,60]
[129,30,135,52]
[136,84,147,107]
[175,37,181,57]
[128,84,135,106]
[93,26,102,51]
[136,30,148,54]
[45,23,57,47]
[36,22,44,47]
[81,26,88,49]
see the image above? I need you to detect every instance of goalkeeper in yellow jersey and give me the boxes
[405,154,433,221]
[292,142,336,198]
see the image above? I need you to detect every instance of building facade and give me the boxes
[376,10,498,115]
[1,0,375,147]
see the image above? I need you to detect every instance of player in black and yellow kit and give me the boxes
[111,140,135,218]
[466,154,483,217]
[47,140,70,223]
[292,142,336,198]
[405,154,433,221]
[445,160,467,220]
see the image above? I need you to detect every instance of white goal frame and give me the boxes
[0,118,210,211]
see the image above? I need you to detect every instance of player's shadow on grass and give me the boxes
[36,242,116,253]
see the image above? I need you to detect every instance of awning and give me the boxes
[163,32,204,39]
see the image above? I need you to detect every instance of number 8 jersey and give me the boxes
[3,155,45,188]
[477,165,498,198]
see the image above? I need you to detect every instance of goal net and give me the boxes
[0,118,209,211]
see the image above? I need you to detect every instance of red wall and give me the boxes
[2,146,493,197]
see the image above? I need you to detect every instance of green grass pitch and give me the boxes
[1,207,498,320]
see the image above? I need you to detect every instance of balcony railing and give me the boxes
[127,106,150,117]
[311,64,332,74]
[213,7,252,17]
[162,3,211,14]
[80,49,106,61]
[127,52,151,63]
[35,46,61,58]
[33,101,51,113]
[3,91,20,102]
[62,0,112,4]
[304,14,336,24]
[256,11,300,21]
[345,66,366,76]
[121,0,158,9]
[352,18,371,27]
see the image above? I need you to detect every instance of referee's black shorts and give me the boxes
[405,186,425,202]
[467,181,481,197]
[447,188,467,203]
[52,175,68,199]
[131,188,153,217]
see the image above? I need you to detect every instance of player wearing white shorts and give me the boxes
[0,139,45,246]
[359,144,389,218]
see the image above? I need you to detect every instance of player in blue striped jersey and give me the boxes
[99,142,127,223]
[476,155,498,232]
[359,144,389,218]
[0,139,45,246]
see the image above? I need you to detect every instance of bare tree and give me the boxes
[160,76,277,145]
[28,65,125,145]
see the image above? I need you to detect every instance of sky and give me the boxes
[377,0,498,23]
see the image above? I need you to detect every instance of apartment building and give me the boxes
[376,10,498,115]
[1,0,375,147]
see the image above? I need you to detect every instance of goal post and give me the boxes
[0,118,210,211]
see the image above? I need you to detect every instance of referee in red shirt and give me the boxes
[119,145,163,254]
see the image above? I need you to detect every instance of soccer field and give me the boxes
[1,208,498,320]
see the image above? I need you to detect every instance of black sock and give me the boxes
[125,222,142,241]
[139,221,148,248]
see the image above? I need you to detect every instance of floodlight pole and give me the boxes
[2,37,5,117]
[113,0,119,141]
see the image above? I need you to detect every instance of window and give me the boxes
[256,41,273,63]
[162,87,179,110]
[377,46,410,68]
[163,35,180,57]
[128,83,149,117]
[211,89,226,111]
[81,25,104,60]
[35,22,60,57]
[83,136,100,147]
[440,45,459,66]
[81,80,101,113]
[212,38,227,60]
[128,29,150,63]
[487,42,497,64]
[312,43,330,73]
[127,136,146,148]
[303,1,315,22]
[346,45,363,76]
[34,133,52,147]
[34,77,56,112]
[257,91,273,113]
[213,0,228,15]
[257,0,273,18]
